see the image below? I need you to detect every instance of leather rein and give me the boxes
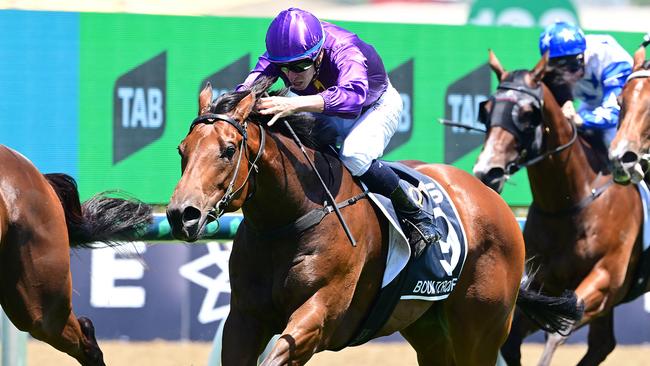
[189,113,266,221]
[188,112,367,238]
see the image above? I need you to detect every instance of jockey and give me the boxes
[237,8,440,258]
[539,21,633,152]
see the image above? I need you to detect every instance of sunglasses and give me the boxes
[278,59,315,74]
[549,54,584,73]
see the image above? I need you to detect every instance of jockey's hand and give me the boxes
[561,101,583,127]
[258,95,325,126]
[258,96,299,126]
[573,113,584,127]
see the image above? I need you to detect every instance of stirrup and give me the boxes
[402,218,440,244]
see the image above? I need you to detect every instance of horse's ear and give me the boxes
[231,93,255,123]
[488,49,506,80]
[199,82,213,116]
[531,52,549,84]
[633,46,646,72]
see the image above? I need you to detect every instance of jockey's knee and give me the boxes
[339,152,372,176]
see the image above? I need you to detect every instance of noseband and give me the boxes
[189,112,266,220]
[481,79,577,175]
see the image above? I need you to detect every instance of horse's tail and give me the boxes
[44,173,153,248]
[516,287,584,336]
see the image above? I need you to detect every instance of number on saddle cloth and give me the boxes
[345,161,469,348]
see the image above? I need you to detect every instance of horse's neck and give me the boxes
[241,124,346,232]
[527,87,597,212]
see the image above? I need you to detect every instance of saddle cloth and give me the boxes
[368,162,469,299]
[345,162,468,347]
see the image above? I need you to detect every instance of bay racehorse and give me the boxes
[166,77,581,365]
[610,44,650,184]
[0,145,152,365]
[473,51,644,365]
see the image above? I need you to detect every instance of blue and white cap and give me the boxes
[539,21,586,58]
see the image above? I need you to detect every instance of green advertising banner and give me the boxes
[78,13,643,205]
[468,0,579,27]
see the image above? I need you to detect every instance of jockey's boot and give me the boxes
[390,179,441,258]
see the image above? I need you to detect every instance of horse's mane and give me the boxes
[542,70,573,107]
[209,77,337,150]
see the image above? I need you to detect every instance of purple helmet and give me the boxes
[265,8,325,63]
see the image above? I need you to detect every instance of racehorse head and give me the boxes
[609,45,650,184]
[473,50,549,193]
[166,82,264,241]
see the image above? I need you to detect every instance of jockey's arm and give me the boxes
[319,44,369,119]
[578,60,631,129]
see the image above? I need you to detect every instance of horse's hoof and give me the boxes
[78,317,105,366]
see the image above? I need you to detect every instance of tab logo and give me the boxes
[200,54,251,102]
[113,52,167,164]
[386,59,414,154]
[444,63,492,164]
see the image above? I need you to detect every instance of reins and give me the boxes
[505,116,578,175]
[189,112,366,243]
[189,113,266,221]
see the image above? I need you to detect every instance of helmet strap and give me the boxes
[310,50,325,89]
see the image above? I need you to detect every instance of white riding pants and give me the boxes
[321,82,403,176]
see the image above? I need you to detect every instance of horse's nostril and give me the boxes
[621,151,639,165]
[484,167,505,182]
[181,206,201,224]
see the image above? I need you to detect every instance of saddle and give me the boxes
[345,162,469,347]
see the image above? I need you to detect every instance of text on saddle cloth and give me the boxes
[345,162,469,348]
[367,162,469,301]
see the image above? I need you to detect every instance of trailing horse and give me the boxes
[474,51,645,366]
[0,146,152,366]
[610,44,650,184]
[166,77,581,366]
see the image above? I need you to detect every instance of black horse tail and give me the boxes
[516,287,584,336]
[44,173,153,248]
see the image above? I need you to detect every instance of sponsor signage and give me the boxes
[113,52,167,164]
[67,239,650,343]
[444,63,491,164]
[468,0,579,28]
[1,11,628,205]
[200,54,251,100]
[386,59,414,154]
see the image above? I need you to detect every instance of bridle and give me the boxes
[188,112,266,220]
[618,69,650,169]
[480,77,578,176]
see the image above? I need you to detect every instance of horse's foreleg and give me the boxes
[260,301,328,366]
[222,307,273,366]
[577,311,616,366]
[537,331,569,366]
[501,308,539,366]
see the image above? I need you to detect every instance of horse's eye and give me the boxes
[222,145,236,159]
[177,145,183,156]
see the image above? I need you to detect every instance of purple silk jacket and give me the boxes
[237,21,389,119]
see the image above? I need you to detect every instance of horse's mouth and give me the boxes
[612,158,648,185]
[476,167,508,194]
[167,206,210,242]
[183,214,210,242]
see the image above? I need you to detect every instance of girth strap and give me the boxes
[529,176,614,217]
[262,191,368,238]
